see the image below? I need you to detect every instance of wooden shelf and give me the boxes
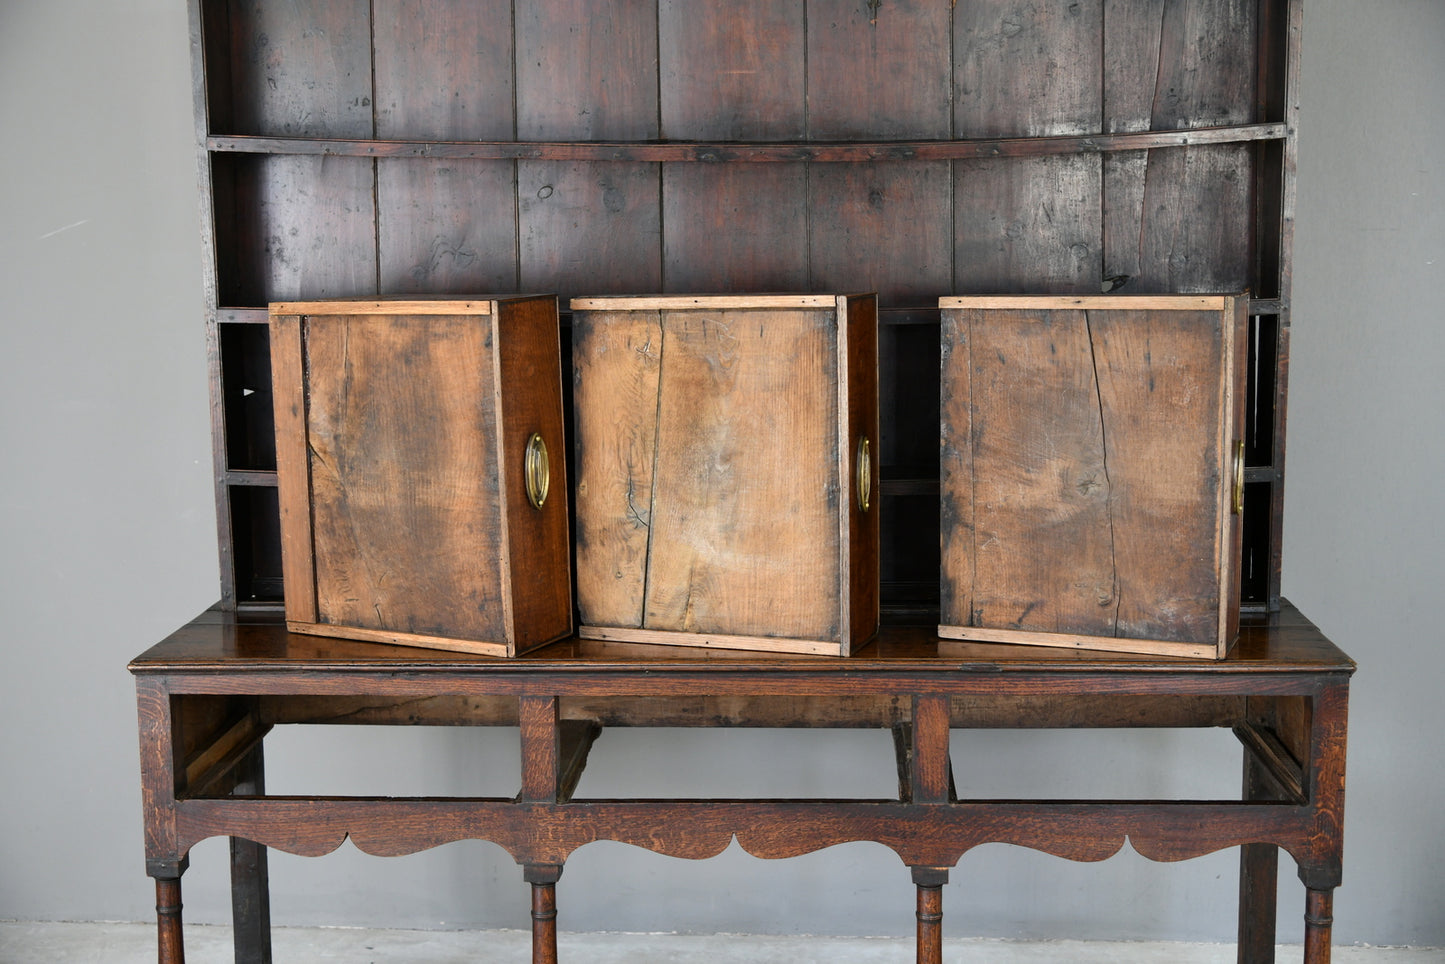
[192,0,1299,612]
[206,123,1288,163]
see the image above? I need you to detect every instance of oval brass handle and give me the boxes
[1232,438,1245,516]
[524,433,550,510]
[856,435,872,513]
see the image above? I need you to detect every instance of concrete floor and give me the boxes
[1,923,1441,964]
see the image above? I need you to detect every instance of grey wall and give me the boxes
[1,0,1440,948]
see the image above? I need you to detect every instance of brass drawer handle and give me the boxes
[856,435,872,513]
[1232,439,1245,515]
[525,433,550,509]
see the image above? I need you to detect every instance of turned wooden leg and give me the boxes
[524,864,564,964]
[155,877,185,964]
[1303,888,1334,964]
[912,867,948,964]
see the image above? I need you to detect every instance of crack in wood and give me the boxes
[1082,309,1121,633]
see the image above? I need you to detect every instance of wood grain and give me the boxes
[518,695,561,803]
[938,309,974,631]
[659,0,805,141]
[953,154,1103,294]
[302,312,507,642]
[571,307,663,630]
[808,164,953,306]
[1090,307,1226,644]
[376,158,519,295]
[270,299,495,316]
[642,308,839,641]
[844,295,881,650]
[518,161,662,297]
[516,0,658,141]
[807,0,951,140]
[940,297,1245,656]
[223,0,373,138]
[228,155,378,304]
[969,307,1119,638]
[268,314,317,625]
[494,296,573,651]
[574,296,842,311]
[662,164,809,293]
[1134,144,1253,293]
[373,0,515,140]
[955,0,1102,138]
[911,695,952,804]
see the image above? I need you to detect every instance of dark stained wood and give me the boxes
[662,165,809,292]
[516,0,657,141]
[131,600,1353,675]
[163,793,1331,868]
[1101,0,1258,293]
[1133,144,1254,293]
[659,0,805,141]
[518,161,662,297]
[220,0,373,138]
[155,876,186,964]
[514,0,661,301]
[244,691,1245,731]
[808,164,952,305]
[955,0,1102,138]
[910,696,951,805]
[1303,888,1335,964]
[220,155,378,305]
[494,296,573,651]
[953,155,1103,293]
[807,0,952,140]
[1233,722,1305,804]
[207,123,1288,161]
[519,696,561,803]
[1103,0,1256,132]
[195,0,1300,615]
[376,159,519,295]
[166,3,1319,958]
[523,865,563,964]
[1238,751,1281,964]
[373,0,514,141]
[556,721,603,804]
[228,744,272,964]
[845,295,882,648]
[892,723,913,802]
[134,601,1351,962]
[913,869,946,964]
[136,677,181,873]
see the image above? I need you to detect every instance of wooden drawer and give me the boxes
[938,295,1248,659]
[270,297,571,656]
[570,295,879,656]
